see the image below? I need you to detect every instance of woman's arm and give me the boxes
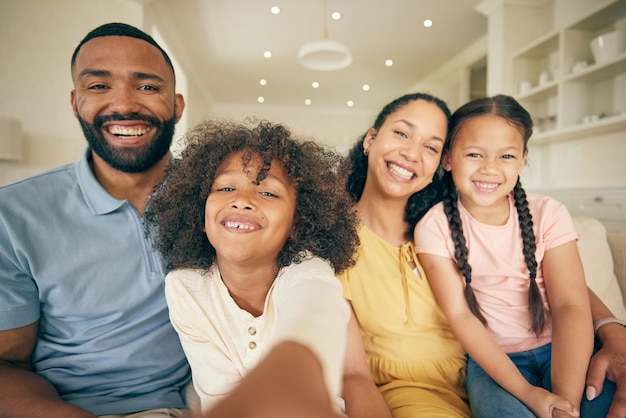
[586,288,626,418]
[342,303,392,418]
[418,252,578,418]
[542,241,594,408]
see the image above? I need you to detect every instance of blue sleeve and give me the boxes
[0,208,40,330]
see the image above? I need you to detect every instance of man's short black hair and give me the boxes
[71,22,175,74]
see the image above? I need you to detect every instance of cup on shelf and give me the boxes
[519,80,533,94]
[572,60,588,73]
[590,29,626,63]
[538,71,550,86]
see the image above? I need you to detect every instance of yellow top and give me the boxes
[337,224,470,418]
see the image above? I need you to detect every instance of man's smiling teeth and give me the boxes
[108,126,151,137]
[224,221,255,230]
[388,163,414,180]
[474,181,498,191]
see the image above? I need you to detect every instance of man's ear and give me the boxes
[70,90,79,118]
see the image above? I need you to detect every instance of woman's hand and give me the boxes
[586,323,626,418]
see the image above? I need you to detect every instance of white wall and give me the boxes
[0,0,150,185]
[209,103,373,155]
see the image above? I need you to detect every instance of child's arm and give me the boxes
[199,341,345,418]
[418,252,579,418]
[342,304,392,418]
[542,240,594,409]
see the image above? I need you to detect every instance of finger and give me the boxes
[606,391,626,418]
[585,355,609,399]
[552,400,579,418]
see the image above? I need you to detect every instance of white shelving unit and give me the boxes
[510,0,626,145]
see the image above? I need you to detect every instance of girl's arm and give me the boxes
[418,252,578,418]
[342,303,392,418]
[542,241,594,408]
[542,241,593,405]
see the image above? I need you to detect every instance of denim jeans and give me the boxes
[466,343,616,417]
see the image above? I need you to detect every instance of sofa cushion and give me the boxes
[573,216,626,320]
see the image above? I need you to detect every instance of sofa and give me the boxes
[574,216,626,320]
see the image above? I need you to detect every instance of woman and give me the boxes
[338,93,470,417]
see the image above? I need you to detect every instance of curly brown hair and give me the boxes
[146,118,360,274]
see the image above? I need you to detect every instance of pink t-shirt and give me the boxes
[414,193,578,353]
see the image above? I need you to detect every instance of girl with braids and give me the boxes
[415,95,615,418]
[147,118,390,417]
[338,92,472,418]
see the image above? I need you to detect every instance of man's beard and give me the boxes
[78,112,176,173]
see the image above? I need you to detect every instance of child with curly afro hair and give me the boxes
[146,118,389,417]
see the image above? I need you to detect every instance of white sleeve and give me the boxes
[271,256,350,401]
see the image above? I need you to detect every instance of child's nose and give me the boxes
[230,189,255,210]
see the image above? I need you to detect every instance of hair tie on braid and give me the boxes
[529,272,536,280]
[464,275,472,284]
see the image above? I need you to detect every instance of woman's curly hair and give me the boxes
[145,118,360,275]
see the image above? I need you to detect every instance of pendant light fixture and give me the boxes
[298,0,352,71]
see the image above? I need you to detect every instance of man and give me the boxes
[0,23,190,417]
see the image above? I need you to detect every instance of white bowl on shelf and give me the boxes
[590,29,626,63]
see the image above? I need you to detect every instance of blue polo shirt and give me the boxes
[0,149,191,415]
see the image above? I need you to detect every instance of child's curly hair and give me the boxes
[146,118,360,274]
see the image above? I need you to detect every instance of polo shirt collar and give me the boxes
[75,148,127,215]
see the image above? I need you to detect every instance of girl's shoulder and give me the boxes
[165,266,219,292]
[524,193,570,219]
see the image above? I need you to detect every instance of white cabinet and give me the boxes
[510,0,626,145]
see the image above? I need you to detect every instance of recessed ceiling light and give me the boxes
[423,19,433,28]
[347,100,354,107]
[385,59,393,67]
[271,6,280,14]
[362,84,370,91]
[331,12,341,20]
[257,96,265,103]
[264,51,272,58]
[259,79,267,86]
[312,81,319,88]
[305,99,312,105]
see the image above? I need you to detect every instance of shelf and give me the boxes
[511,31,559,60]
[517,82,558,101]
[568,0,626,31]
[509,0,626,147]
[564,53,626,83]
[530,113,626,145]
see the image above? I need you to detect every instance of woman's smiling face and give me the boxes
[362,99,447,200]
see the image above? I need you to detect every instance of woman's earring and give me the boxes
[364,148,369,156]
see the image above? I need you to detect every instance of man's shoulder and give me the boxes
[0,162,80,216]
[0,162,77,196]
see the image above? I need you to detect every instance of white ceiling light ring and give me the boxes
[297,0,352,72]
[298,39,352,71]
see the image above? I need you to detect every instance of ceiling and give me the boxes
[145,0,487,114]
